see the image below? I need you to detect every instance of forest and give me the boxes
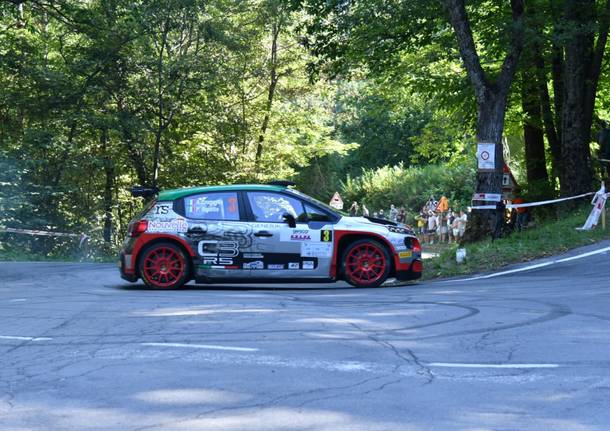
[2,0,610,257]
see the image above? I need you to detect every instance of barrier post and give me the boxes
[603,181,607,230]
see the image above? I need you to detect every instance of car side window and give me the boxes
[305,204,333,222]
[248,192,306,223]
[183,192,240,221]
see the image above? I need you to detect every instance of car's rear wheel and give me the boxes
[342,239,391,288]
[139,242,190,289]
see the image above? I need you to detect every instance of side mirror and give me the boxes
[282,213,296,228]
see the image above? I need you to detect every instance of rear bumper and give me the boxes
[395,260,423,281]
[119,252,138,282]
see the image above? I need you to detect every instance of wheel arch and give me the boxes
[133,234,195,279]
[333,232,396,279]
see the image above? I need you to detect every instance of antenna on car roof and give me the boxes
[267,180,296,187]
[130,186,159,198]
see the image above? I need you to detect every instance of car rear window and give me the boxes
[184,192,240,221]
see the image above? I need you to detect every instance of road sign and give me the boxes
[477,143,495,171]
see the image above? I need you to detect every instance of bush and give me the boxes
[341,163,476,222]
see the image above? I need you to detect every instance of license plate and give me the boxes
[399,251,412,258]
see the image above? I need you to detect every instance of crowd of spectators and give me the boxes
[347,196,468,245]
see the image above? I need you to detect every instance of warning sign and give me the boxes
[329,192,344,210]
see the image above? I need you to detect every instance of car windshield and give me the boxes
[288,190,346,217]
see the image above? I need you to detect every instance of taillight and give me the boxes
[412,238,421,253]
[128,220,148,237]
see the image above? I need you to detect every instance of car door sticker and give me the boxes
[301,242,333,258]
[280,228,312,241]
[197,240,239,266]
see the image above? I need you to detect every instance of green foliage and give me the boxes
[341,163,477,221]
[425,206,610,279]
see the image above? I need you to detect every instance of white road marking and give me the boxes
[427,362,559,369]
[9,299,27,302]
[141,342,258,352]
[443,245,610,282]
[0,335,52,341]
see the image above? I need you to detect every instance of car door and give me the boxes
[181,191,252,280]
[245,191,335,279]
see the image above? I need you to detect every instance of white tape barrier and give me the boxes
[470,192,598,210]
[0,228,89,247]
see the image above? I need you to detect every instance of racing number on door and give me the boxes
[321,230,332,242]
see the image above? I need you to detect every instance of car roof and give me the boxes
[158,184,288,201]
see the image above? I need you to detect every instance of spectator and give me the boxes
[457,210,467,240]
[397,207,406,224]
[389,204,398,222]
[349,201,359,216]
[362,204,370,217]
[426,211,437,244]
[451,210,460,242]
[426,196,437,213]
[378,209,386,219]
[417,211,426,236]
[439,212,449,243]
[373,211,378,218]
[512,194,528,230]
[447,209,456,243]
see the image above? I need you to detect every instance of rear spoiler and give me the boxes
[130,186,159,199]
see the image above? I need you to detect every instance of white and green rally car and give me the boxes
[119,182,422,289]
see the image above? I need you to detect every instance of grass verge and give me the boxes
[424,207,610,280]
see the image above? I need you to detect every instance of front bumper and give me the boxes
[395,260,423,281]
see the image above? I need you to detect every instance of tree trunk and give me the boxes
[101,127,114,244]
[521,70,549,190]
[462,93,508,243]
[443,0,524,242]
[560,0,595,196]
[254,22,281,171]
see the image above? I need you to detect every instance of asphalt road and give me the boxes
[1,241,610,431]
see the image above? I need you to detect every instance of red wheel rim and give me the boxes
[345,243,387,285]
[142,247,185,288]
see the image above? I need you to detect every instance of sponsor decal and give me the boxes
[288,262,300,270]
[301,242,333,258]
[267,264,285,270]
[198,240,239,266]
[302,260,315,270]
[243,261,264,270]
[280,229,313,242]
[399,251,412,258]
[320,229,333,242]
[243,253,264,259]
[147,217,188,233]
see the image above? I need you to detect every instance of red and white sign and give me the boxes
[472,193,502,202]
[477,143,495,170]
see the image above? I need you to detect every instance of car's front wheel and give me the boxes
[139,242,190,289]
[341,239,391,288]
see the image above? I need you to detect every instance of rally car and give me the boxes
[118,182,422,289]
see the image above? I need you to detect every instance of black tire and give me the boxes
[341,239,392,288]
[138,241,191,289]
